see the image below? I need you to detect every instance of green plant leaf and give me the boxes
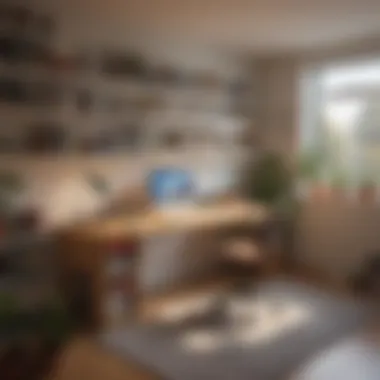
[248,153,291,205]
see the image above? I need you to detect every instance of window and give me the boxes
[300,59,380,185]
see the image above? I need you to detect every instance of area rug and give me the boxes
[99,279,370,380]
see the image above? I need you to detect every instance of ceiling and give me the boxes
[45,0,380,54]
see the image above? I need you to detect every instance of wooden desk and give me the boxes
[64,199,268,241]
[57,200,269,330]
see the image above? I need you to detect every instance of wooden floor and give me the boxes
[49,337,159,380]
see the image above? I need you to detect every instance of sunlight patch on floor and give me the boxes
[181,299,312,353]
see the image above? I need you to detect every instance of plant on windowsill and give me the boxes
[327,168,350,201]
[296,149,326,201]
[357,177,377,204]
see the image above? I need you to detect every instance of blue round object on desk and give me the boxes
[147,168,194,206]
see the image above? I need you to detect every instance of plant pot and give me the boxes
[309,183,331,201]
[358,185,377,204]
[330,186,347,201]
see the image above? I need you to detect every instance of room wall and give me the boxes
[0,1,251,228]
[5,148,246,229]
[0,1,253,293]
[257,39,380,283]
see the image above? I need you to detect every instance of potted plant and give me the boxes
[247,152,291,209]
[358,178,377,204]
[328,169,350,201]
[297,149,326,201]
[245,152,299,270]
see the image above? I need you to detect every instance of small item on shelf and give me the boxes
[24,122,68,153]
[117,123,142,151]
[47,53,79,72]
[78,132,115,153]
[36,14,55,37]
[160,130,184,149]
[12,208,40,232]
[196,71,222,89]
[0,4,32,31]
[0,35,50,63]
[134,94,159,112]
[0,78,61,106]
[28,81,62,106]
[105,96,124,113]
[101,51,147,78]
[0,78,28,103]
[76,89,93,113]
[152,65,180,85]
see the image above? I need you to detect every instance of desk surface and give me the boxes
[65,199,269,241]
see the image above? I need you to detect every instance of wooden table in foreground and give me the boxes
[57,199,269,330]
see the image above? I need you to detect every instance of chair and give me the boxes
[220,226,264,296]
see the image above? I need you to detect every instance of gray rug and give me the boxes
[100,279,370,380]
